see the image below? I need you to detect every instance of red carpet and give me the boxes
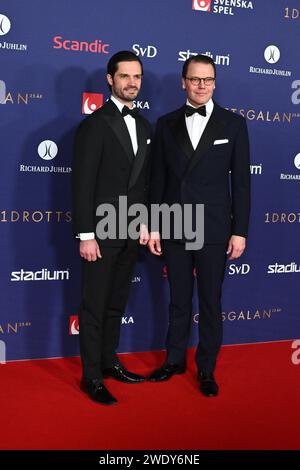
[0,340,299,450]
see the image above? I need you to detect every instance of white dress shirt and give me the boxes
[78,95,138,241]
[185,98,214,150]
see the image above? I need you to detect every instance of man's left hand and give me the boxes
[226,235,246,260]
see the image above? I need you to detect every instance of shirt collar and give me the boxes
[110,95,135,113]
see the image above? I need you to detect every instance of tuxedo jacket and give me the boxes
[72,99,151,246]
[150,102,251,244]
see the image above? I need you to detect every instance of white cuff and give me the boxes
[77,233,95,241]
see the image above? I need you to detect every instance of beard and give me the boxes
[114,86,139,102]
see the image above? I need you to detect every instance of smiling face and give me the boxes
[107,60,142,105]
[182,61,215,107]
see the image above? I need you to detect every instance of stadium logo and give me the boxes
[82,93,103,114]
[0,14,11,35]
[178,49,230,66]
[11,268,70,281]
[250,164,262,175]
[267,262,300,274]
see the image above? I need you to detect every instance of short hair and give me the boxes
[182,54,216,79]
[107,50,143,79]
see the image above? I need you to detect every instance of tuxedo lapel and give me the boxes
[101,100,135,165]
[185,104,227,175]
[128,116,148,190]
[168,107,194,160]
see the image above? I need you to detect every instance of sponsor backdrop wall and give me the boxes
[0,0,299,361]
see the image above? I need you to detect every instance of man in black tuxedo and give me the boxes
[148,54,250,396]
[72,51,151,405]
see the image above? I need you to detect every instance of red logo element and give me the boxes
[69,315,79,335]
[53,36,110,54]
[192,0,211,11]
[82,93,103,114]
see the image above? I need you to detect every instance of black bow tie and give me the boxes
[122,106,139,118]
[185,105,206,117]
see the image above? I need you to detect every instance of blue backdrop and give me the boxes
[0,0,299,361]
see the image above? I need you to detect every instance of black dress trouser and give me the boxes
[79,242,138,380]
[163,241,228,374]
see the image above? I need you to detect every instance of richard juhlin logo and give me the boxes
[0,14,11,36]
[38,140,58,161]
[82,93,103,114]
[192,0,211,11]
[264,45,280,64]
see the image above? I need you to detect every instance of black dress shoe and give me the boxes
[81,378,117,405]
[148,363,186,382]
[198,372,219,397]
[102,363,145,383]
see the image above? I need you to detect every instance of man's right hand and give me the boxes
[80,239,101,261]
[148,232,162,256]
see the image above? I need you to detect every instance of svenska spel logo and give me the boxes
[69,316,79,335]
[192,0,211,11]
[82,92,103,114]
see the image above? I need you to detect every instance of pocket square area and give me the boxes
[213,139,229,145]
[147,139,151,144]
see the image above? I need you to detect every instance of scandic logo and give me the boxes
[192,0,211,11]
[82,93,103,114]
[53,36,110,54]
